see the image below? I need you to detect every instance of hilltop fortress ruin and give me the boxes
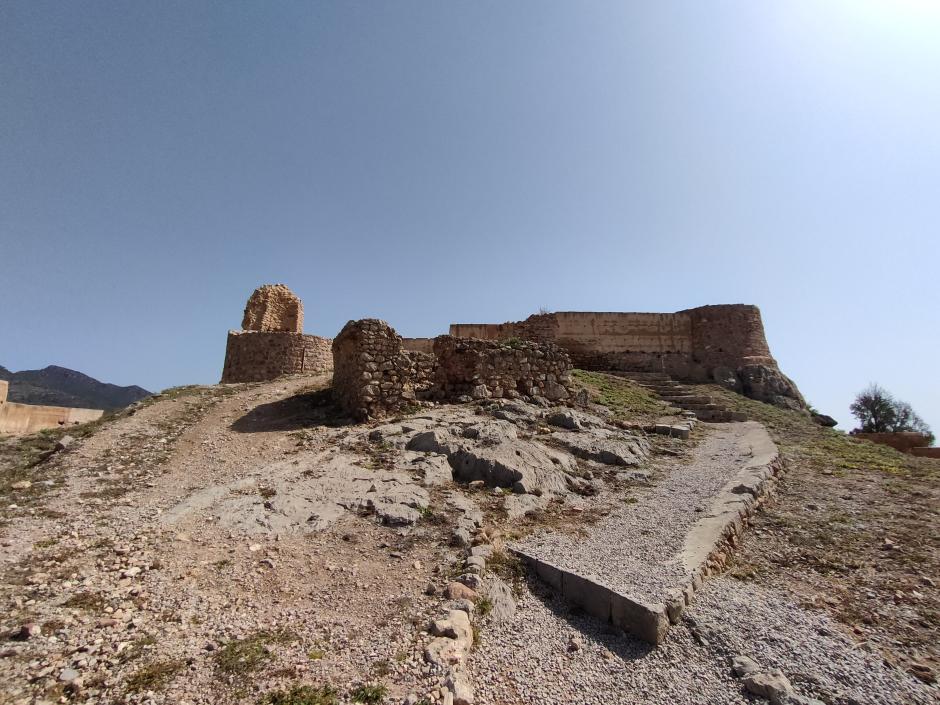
[443,306,806,411]
[221,285,806,415]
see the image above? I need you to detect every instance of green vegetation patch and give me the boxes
[350,684,388,704]
[704,384,935,477]
[126,660,184,693]
[258,684,339,705]
[214,629,297,674]
[570,370,672,419]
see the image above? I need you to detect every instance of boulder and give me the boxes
[711,366,742,393]
[445,582,479,602]
[811,412,838,428]
[482,576,517,622]
[731,654,760,677]
[445,671,474,705]
[743,669,795,705]
[739,364,807,411]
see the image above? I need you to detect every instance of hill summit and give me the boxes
[0,364,150,410]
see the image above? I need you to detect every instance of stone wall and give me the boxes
[221,331,332,383]
[241,284,304,333]
[402,337,435,353]
[332,320,574,419]
[911,447,940,459]
[332,320,427,420]
[449,306,805,410]
[221,284,333,383]
[0,379,104,435]
[432,336,571,402]
[852,432,934,454]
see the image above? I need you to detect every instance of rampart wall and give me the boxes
[0,382,104,435]
[450,305,805,410]
[852,432,934,455]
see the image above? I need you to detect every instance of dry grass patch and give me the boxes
[701,384,940,683]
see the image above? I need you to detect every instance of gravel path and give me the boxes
[469,570,936,705]
[470,580,748,705]
[516,422,755,601]
[473,421,936,705]
[687,577,938,705]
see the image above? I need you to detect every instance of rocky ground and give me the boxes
[0,372,936,705]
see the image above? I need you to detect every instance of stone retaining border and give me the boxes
[514,424,783,646]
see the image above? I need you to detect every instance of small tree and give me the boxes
[850,384,934,445]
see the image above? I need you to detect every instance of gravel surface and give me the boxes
[687,577,938,705]
[516,422,754,601]
[470,580,748,705]
[470,575,937,705]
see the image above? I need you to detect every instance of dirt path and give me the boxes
[0,376,460,705]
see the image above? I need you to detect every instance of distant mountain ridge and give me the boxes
[0,365,151,410]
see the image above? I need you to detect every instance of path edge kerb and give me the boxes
[513,422,784,646]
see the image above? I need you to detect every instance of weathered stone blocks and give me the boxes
[331,320,575,420]
[241,284,303,333]
[449,305,807,411]
[332,319,431,421]
[432,335,572,403]
[220,284,332,383]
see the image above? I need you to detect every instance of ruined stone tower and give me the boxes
[221,285,332,383]
[241,284,304,333]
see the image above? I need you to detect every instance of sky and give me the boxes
[2,1,938,433]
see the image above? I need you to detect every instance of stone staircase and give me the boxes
[611,371,747,423]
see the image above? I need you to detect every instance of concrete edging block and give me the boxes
[562,572,612,622]
[512,423,783,649]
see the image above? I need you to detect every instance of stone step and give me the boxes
[601,369,746,423]
[661,395,714,405]
[655,390,704,398]
[677,403,723,412]
[696,410,748,422]
[616,372,672,381]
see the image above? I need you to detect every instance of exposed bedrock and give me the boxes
[734,363,807,412]
[389,400,650,498]
[549,429,649,467]
[406,420,577,495]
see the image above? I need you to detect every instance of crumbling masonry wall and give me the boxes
[432,336,571,402]
[242,284,304,333]
[332,320,574,420]
[221,284,332,383]
[331,320,434,420]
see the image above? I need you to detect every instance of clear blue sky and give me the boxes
[2,1,938,432]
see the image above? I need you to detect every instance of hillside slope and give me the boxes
[0,365,150,409]
[0,373,935,705]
